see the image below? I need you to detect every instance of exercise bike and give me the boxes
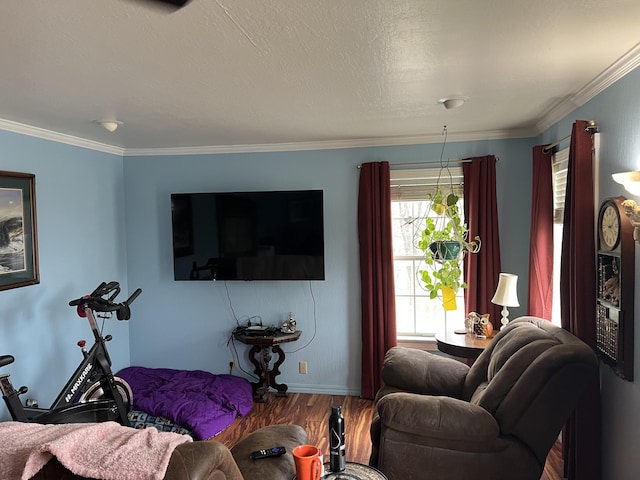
[0,281,141,426]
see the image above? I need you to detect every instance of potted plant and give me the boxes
[417,187,480,301]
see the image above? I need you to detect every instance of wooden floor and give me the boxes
[212,392,564,479]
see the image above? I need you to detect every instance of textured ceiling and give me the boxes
[1,0,640,153]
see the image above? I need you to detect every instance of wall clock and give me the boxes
[596,196,634,380]
[598,200,621,251]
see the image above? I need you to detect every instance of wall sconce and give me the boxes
[612,171,640,195]
[491,273,520,331]
[612,171,640,241]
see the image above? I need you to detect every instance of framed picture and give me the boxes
[0,171,39,291]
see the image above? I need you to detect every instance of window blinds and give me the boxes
[552,149,569,223]
[390,167,464,202]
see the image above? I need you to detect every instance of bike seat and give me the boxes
[0,355,15,368]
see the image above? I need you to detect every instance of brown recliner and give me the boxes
[369,316,598,480]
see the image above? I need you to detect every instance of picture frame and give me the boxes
[0,171,39,291]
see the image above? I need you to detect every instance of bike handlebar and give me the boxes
[125,288,142,305]
[69,282,142,320]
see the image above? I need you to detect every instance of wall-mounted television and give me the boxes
[171,190,325,281]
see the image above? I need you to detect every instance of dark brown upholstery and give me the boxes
[369,316,598,480]
[32,424,308,480]
[32,441,244,480]
[232,424,308,479]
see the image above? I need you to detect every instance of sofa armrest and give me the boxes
[165,442,243,480]
[231,424,309,480]
[381,347,469,398]
[33,441,243,480]
[377,392,499,443]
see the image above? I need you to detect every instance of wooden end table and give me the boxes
[293,462,388,480]
[233,329,301,402]
[435,328,494,364]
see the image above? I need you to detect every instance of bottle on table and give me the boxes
[329,405,346,472]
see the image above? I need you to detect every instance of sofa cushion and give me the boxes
[231,424,308,480]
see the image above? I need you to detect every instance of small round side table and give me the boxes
[294,462,388,480]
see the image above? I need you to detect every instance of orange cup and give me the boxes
[293,444,323,480]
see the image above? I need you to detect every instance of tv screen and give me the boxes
[171,190,325,281]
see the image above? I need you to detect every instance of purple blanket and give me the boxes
[117,366,253,440]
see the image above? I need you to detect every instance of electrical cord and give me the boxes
[222,280,317,374]
[224,281,240,325]
[283,281,317,354]
[223,281,262,381]
[226,334,260,382]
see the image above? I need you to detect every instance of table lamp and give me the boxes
[491,273,520,330]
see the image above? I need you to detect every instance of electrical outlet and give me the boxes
[299,361,307,374]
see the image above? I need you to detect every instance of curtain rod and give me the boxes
[356,157,502,169]
[542,134,571,154]
[541,120,599,154]
[357,159,473,169]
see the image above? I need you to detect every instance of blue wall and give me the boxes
[122,139,532,395]
[0,129,532,415]
[536,65,640,480]
[3,65,639,475]
[0,133,129,419]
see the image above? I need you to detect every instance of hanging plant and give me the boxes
[416,128,481,304]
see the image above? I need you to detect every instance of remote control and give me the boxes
[250,446,287,460]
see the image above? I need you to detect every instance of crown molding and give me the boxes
[2,43,639,156]
[0,119,124,155]
[1,116,532,157]
[535,42,640,134]
[122,128,535,157]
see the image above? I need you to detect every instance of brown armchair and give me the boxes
[369,316,598,480]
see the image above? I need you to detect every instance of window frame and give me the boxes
[551,148,569,326]
[390,167,465,344]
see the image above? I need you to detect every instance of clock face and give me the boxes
[600,204,620,250]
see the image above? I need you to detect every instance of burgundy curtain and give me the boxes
[528,145,554,319]
[560,120,601,480]
[463,156,502,329]
[358,161,397,400]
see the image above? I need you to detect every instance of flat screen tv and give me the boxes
[171,190,325,281]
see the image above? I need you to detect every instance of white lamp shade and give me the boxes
[491,273,520,307]
[612,171,640,196]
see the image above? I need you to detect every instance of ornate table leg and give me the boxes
[268,345,289,397]
[247,344,289,401]
[248,345,271,403]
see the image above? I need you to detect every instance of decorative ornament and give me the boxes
[281,312,297,333]
[466,312,492,338]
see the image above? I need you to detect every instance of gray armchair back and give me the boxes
[369,316,598,480]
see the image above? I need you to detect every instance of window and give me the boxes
[551,148,568,326]
[390,167,465,340]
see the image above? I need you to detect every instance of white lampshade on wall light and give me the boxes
[612,171,640,242]
[491,273,520,330]
[612,171,640,196]
[93,120,122,133]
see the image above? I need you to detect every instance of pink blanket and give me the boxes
[0,421,192,480]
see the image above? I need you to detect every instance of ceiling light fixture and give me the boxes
[93,120,122,133]
[439,96,469,110]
